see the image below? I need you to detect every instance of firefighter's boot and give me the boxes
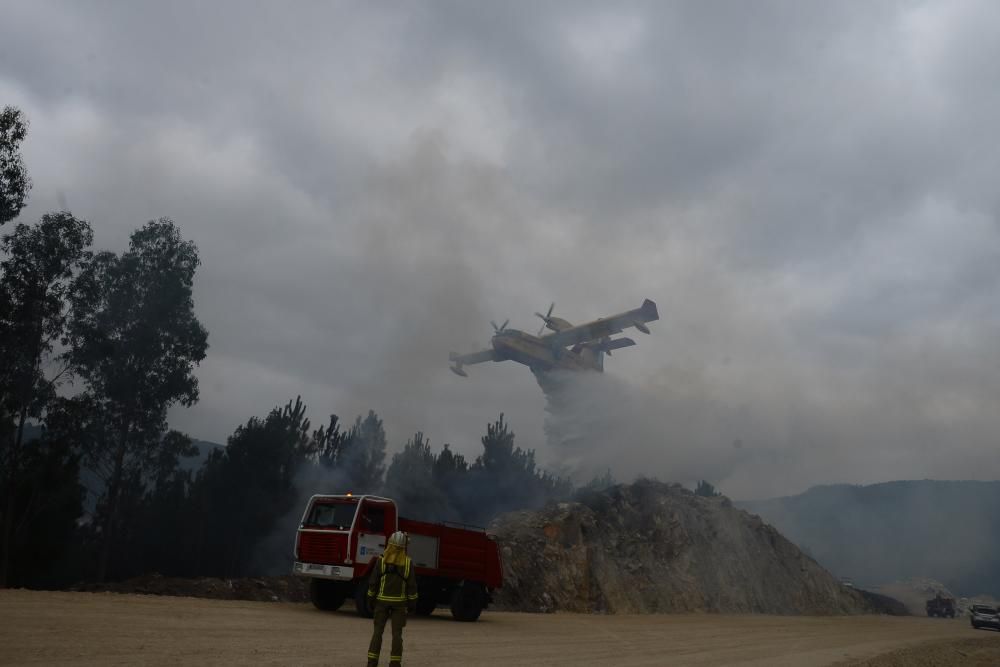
[366,661,377,667]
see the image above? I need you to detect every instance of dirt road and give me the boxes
[2,590,998,666]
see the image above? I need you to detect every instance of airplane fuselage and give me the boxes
[491,329,602,373]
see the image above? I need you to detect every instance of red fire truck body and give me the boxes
[293,494,503,622]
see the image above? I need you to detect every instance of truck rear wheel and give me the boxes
[450,582,485,622]
[354,581,375,618]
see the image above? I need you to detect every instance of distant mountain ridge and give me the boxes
[739,480,1000,597]
[185,439,225,470]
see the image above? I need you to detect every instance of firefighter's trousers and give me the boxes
[367,602,407,666]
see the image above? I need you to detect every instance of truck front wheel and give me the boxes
[450,582,485,622]
[310,579,348,611]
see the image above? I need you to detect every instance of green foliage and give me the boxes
[0,424,83,587]
[65,218,208,580]
[314,414,351,470]
[380,415,569,526]
[0,106,31,226]
[189,397,318,577]
[67,218,208,413]
[0,212,92,586]
[464,414,570,524]
[433,443,469,515]
[339,410,387,494]
[476,413,526,475]
[581,468,615,493]
[695,480,721,497]
[384,432,451,520]
[0,213,94,421]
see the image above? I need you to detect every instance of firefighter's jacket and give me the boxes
[367,555,418,606]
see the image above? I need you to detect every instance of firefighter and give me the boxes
[366,531,418,667]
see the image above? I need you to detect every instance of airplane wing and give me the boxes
[544,299,659,349]
[450,349,498,365]
[449,348,499,376]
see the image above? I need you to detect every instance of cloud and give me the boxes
[3,0,1000,498]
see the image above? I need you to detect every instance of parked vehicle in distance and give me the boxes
[925,594,956,618]
[969,604,1000,630]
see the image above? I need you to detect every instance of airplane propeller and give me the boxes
[535,302,555,336]
[491,319,510,333]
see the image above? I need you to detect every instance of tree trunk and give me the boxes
[1,318,44,589]
[0,405,31,588]
[0,470,14,589]
[97,430,129,583]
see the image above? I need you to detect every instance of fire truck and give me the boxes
[292,494,503,622]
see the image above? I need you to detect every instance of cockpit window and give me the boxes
[306,502,357,529]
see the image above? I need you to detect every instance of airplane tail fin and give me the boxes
[640,298,659,322]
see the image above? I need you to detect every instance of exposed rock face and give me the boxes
[490,480,887,615]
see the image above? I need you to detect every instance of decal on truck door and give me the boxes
[357,534,385,562]
[357,503,386,563]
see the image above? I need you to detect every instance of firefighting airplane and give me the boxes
[449,299,659,377]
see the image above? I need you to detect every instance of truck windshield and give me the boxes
[305,502,357,529]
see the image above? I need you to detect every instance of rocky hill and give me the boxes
[490,480,894,615]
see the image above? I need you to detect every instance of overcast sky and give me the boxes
[3,1,1000,498]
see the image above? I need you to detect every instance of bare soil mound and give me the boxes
[69,573,309,602]
[490,479,902,615]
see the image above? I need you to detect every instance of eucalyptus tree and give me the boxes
[0,212,92,587]
[0,106,31,226]
[66,218,208,581]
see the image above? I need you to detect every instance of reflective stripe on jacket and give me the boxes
[367,555,418,604]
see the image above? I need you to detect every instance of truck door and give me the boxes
[356,499,393,564]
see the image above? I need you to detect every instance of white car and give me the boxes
[969,604,1000,631]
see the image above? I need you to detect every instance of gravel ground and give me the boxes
[837,635,1000,666]
[2,589,996,666]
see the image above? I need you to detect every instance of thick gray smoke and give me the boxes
[538,369,747,486]
[251,462,354,576]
